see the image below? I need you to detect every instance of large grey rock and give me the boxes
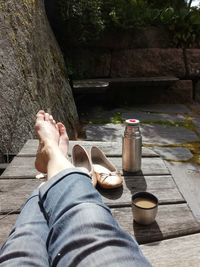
[0,0,78,153]
[134,104,191,114]
[121,111,185,123]
[80,106,185,124]
[85,123,199,145]
[142,124,199,145]
[85,124,124,142]
[111,49,186,78]
[152,147,193,161]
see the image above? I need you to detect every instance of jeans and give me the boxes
[0,169,152,267]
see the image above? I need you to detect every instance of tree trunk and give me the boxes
[0,0,79,154]
[188,0,193,9]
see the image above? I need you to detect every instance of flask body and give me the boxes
[122,119,142,172]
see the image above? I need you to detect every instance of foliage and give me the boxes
[57,0,104,43]
[56,0,200,47]
[165,7,200,47]
[102,0,160,28]
[147,0,188,10]
[110,112,123,124]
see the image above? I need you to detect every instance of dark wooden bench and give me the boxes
[72,77,179,94]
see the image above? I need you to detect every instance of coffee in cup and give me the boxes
[132,192,158,225]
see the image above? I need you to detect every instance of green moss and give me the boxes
[192,154,200,165]
[110,112,123,124]
[82,112,123,124]
[177,142,200,165]
[144,141,200,165]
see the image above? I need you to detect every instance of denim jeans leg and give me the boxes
[39,169,153,267]
[0,189,49,267]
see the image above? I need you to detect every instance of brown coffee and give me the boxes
[133,197,157,209]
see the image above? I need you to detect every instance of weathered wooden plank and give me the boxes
[1,205,198,249]
[100,175,184,206]
[17,139,158,157]
[1,157,37,179]
[0,176,184,214]
[0,213,200,266]
[165,161,200,221]
[111,204,200,244]
[111,157,170,176]
[141,233,200,267]
[0,179,42,214]
[1,155,169,179]
[0,214,17,247]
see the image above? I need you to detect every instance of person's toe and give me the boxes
[57,122,68,141]
[57,122,69,156]
[49,115,56,125]
[44,112,50,121]
[36,110,45,121]
[35,110,45,132]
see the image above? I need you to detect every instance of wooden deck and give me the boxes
[1,139,200,266]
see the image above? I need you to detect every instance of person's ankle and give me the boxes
[46,142,65,160]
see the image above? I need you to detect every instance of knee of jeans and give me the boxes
[72,202,114,224]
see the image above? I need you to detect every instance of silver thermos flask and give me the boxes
[122,119,142,172]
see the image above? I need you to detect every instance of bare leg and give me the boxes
[34,110,74,179]
[34,111,152,267]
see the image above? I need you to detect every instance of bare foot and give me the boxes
[35,110,74,180]
[35,110,60,173]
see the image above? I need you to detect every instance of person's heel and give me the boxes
[91,146,123,189]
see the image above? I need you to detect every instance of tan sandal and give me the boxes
[72,144,97,187]
[91,146,123,189]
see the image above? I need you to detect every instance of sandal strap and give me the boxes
[99,171,120,183]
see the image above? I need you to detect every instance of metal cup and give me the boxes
[132,192,158,225]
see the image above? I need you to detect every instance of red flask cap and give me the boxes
[125,119,140,125]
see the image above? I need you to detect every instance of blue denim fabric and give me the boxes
[0,190,49,266]
[0,169,152,267]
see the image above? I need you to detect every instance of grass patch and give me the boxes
[192,154,200,165]
[181,142,200,165]
[110,112,123,124]
[86,112,123,124]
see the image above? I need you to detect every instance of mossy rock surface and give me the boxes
[0,0,78,153]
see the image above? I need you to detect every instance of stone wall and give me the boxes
[110,49,186,78]
[68,47,200,80]
[66,29,200,103]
